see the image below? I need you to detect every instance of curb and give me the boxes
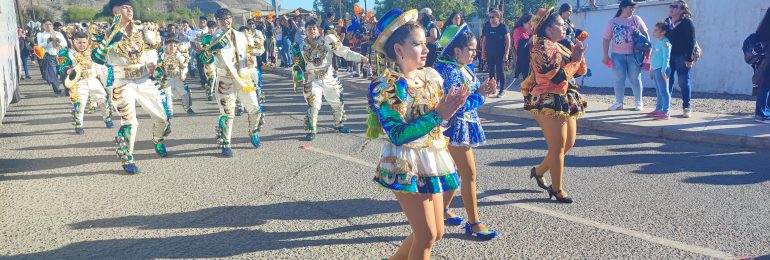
[266,68,766,150]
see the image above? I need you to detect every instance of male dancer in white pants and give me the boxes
[200,8,264,157]
[158,35,195,118]
[58,31,114,134]
[93,0,171,174]
[292,19,367,141]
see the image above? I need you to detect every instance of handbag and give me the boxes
[631,16,651,66]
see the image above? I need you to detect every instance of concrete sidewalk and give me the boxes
[269,67,770,149]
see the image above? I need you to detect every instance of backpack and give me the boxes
[743,33,766,69]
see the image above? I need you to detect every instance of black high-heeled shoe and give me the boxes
[530,167,549,190]
[547,186,574,203]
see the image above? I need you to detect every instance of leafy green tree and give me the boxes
[22,6,55,22]
[62,7,99,23]
[313,0,359,20]
[374,0,475,24]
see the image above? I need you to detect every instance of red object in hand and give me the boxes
[577,31,589,42]
[605,59,613,68]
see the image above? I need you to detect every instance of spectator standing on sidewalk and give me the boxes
[648,22,672,120]
[752,9,770,123]
[443,11,464,28]
[558,4,576,48]
[481,9,510,97]
[666,0,697,118]
[19,33,31,80]
[419,8,440,67]
[36,19,67,95]
[602,0,649,111]
[280,16,295,68]
[512,13,533,90]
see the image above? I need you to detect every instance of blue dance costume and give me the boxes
[434,61,487,147]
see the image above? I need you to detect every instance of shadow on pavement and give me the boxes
[5,226,400,259]
[0,198,409,258]
[486,128,770,185]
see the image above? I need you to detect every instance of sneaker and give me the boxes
[305,133,316,141]
[608,103,624,111]
[632,104,644,111]
[250,132,261,148]
[154,143,168,157]
[646,111,661,117]
[122,163,141,174]
[655,113,670,120]
[496,91,506,98]
[222,147,234,157]
[105,121,114,128]
[186,108,195,114]
[207,94,214,101]
[336,125,350,133]
[683,108,692,118]
[75,127,84,135]
[755,116,770,124]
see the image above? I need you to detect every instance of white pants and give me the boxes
[112,76,170,164]
[302,72,345,133]
[163,77,192,114]
[215,74,263,148]
[68,78,112,127]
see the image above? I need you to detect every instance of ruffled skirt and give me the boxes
[373,143,459,194]
[443,111,486,147]
[524,86,587,119]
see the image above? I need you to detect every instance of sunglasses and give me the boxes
[669,4,681,9]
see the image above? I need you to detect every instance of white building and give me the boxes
[561,0,769,95]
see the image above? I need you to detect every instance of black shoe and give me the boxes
[529,167,549,190]
[305,133,316,141]
[547,186,573,203]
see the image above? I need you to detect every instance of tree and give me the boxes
[374,0,475,24]
[313,0,359,20]
[62,7,99,23]
[22,6,55,22]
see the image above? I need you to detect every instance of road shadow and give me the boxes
[4,226,399,259]
[69,198,403,230]
[487,131,770,186]
[0,198,408,258]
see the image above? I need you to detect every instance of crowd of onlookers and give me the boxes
[14,0,770,124]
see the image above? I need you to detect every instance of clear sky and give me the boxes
[281,0,377,12]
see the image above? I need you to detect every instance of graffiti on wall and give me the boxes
[0,0,20,123]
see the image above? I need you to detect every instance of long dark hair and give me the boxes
[384,22,424,60]
[514,13,533,29]
[559,3,572,16]
[757,8,770,41]
[440,28,476,61]
[444,12,464,28]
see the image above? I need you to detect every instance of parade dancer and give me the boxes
[366,9,469,259]
[521,8,588,203]
[291,19,368,141]
[434,24,499,240]
[240,26,267,129]
[202,20,218,101]
[58,31,115,134]
[200,8,264,157]
[158,35,195,118]
[92,0,171,174]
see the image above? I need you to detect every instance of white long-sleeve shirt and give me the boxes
[36,31,67,56]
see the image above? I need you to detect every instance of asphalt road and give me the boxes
[1,71,768,259]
